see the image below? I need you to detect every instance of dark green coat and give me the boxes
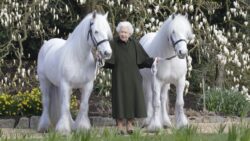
[105,37,154,119]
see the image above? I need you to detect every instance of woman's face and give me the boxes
[118,26,130,42]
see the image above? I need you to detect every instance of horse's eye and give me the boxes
[95,31,99,34]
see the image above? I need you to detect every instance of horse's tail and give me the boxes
[48,85,74,128]
[49,85,61,127]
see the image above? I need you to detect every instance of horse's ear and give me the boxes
[188,33,195,40]
[185,13,188,19]
[172,14,175,20]
[92,10,97,19]
[104,12,109,19]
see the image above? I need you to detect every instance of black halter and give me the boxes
[87,22,109,49]
[163,35,187,60]
[170,35,187,48]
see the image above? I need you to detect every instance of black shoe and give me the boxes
[116,129,125,135]
[127,129,134,134]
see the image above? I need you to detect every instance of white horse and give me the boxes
[37,11,112,134]
[140,14,195,131]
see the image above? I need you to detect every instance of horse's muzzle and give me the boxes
[177,50,187,59]
[101,51,112,59]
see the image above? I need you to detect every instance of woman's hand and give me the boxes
[155,57,163,63]
[151,57,162,74]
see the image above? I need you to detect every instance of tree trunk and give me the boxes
[215,63,225,88]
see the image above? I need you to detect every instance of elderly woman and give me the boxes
[105,21,158,134]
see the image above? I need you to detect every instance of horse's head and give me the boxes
[169,14,195,59]
[170,30,189,59]
[87,11,113,59]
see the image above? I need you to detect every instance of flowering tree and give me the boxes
[0,0,87,67]
[0,0,88,93]
[188,0,249,97]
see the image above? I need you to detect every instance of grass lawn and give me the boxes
[0,124,250,141]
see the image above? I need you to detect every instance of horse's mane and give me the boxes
[143,13,193,57]
[160,14,193,39]
[65,13,112,46]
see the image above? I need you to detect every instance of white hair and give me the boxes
[116,21,134,35]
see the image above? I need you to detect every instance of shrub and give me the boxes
[0,93,17,116]
[14,88,42,116]
[0,88,78,117]
[204,88,250,116]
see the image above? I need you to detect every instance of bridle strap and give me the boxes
[162,36,187,61]
[164,55,177,60]
[170,35,187,47]
[87,22,109,49]
[96,39,109,46]
[173,39,187,46]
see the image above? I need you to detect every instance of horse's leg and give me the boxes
[37,77,51,133]
[147,77,162,132]
[55,81,72,134]
[161,83,172,128]
[175,77,188,128]
[74,81,93,130]
[142,79,153,127]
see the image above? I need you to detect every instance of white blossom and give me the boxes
[217,54,227,65]
[158,21,163,27]
[170,0,174,5]
[173,5,177,12]
[223,46,229,56]
[129,4,133,12]
[135,28,140,33]
[232,26,236,32]
[236,61,241,67]
[99,78,103,84]
[189,5,194,12]
[234,32,238,38]
[242,34,245,39]
[4,77,7,83]
[195,16,199,22]
[236,42,242,52]
[150,17,155,23]
[27,69,31,76]
[105,91,110,97]
[147,9,152,14]
[230,8,236,13]
[79,0,86,5]
[233,1,239,8]
[65,5,69,12]
[154,5,159,13]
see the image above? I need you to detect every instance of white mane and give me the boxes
[161,14,193,40]
[142,14,193,58]
[64,14,113,57]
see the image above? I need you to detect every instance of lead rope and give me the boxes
[92,49,105,79]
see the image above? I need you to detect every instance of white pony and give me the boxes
[140,13,194,131]
[37,11,112,134]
